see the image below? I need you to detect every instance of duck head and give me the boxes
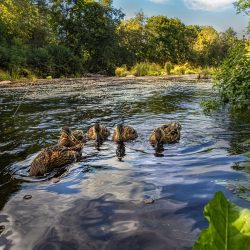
[94,123,101,143]
[72,130,85,143]
[61,126,71,135]
[154,128,164,150]
[116,124,124,143]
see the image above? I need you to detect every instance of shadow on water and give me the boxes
[0,79,250,249]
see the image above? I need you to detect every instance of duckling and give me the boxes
[149,122,182,147]
[87,123,110,143]
[112,124,138,142]
[72,129,86,143]
[29,144,83,176]
[58,127,85,147]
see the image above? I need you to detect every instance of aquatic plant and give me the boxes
[193,191,250,249]
[200,99,222,112]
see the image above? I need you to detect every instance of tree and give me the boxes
[49,0,124,74]
[193,26,221,66]
[234,0,250,15]
[117,12,147,66]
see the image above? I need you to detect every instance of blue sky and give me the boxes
[113,0,249,36]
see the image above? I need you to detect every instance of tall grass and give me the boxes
[115,62,216,77]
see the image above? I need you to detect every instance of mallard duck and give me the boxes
[72,129,86,143]
[58,127,85,147]
[149,122,182,147]
[29,144,83,176]
[112,124,138,142]
[87,123,110,143]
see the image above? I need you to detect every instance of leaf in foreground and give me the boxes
[193,191,250,250]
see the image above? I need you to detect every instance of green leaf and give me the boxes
[193,191,250,250]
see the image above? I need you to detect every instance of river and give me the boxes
[0,77,250,249]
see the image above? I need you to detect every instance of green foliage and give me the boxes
[47,45,82,77]
[193,191,250,249]
[27,47,51,77]
[200,99,221,112]
[214,42,250,109]
[115,66,129,77]
[172,65,186,75]
[164,62,172,75]
[234,0,250,15]
[0,0,241,78]
[0,70,11,81]
[131,63,162,76]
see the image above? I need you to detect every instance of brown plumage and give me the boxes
[149,122,182,146]
[87,123,110,142]
[58,127,85,147]
[112,124,138,142]
[29,144,83,176]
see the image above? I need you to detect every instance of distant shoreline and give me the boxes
[0,74,211,88]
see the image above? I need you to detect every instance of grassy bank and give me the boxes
[115,62,216,77]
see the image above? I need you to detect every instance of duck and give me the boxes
[72,129,86,143]
[58,126,85,147]
[112,124,138,142]
[29,143,83,176]
[87,123,110,143]
[149,121,182,147]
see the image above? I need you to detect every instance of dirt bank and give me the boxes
[0,75,211,88]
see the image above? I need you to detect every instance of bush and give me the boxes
[48,45,82,78]
[172,65,186,75]
[185,69,196,74]
[115,65,129,76]
[131,62,162,76]
[214,42,250,109]
[0,46,10,70]
[27,48,51,77]
[0,70,11,81]
[164,62,172,75]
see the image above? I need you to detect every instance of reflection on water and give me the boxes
[0,78,250,249]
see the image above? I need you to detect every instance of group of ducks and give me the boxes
[29,122,182,176]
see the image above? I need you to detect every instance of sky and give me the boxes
[113,0,249,36]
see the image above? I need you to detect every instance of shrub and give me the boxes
[172,65,186,75]
[0,46,10,70]
[131,62,162,76]
[164,62,172,75]
[0,70,11,81]
[214,42,250,109]
[27,48,51,77]
[115,65,129,77]
[185,69,196,74]
[48,45,82,78]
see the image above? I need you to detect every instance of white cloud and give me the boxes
[184,0,235,11]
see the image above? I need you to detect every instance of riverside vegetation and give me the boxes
[0,0,243,81]
[0,0,250,249]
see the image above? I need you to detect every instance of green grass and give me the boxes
[115,62,216,77]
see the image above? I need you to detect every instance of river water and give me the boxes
[0,77,250,249]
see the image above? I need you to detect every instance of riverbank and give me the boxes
[0,74,211,88]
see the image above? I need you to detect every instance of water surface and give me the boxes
[0,77,250,249]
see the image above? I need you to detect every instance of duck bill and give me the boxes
[155,140,162,150]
